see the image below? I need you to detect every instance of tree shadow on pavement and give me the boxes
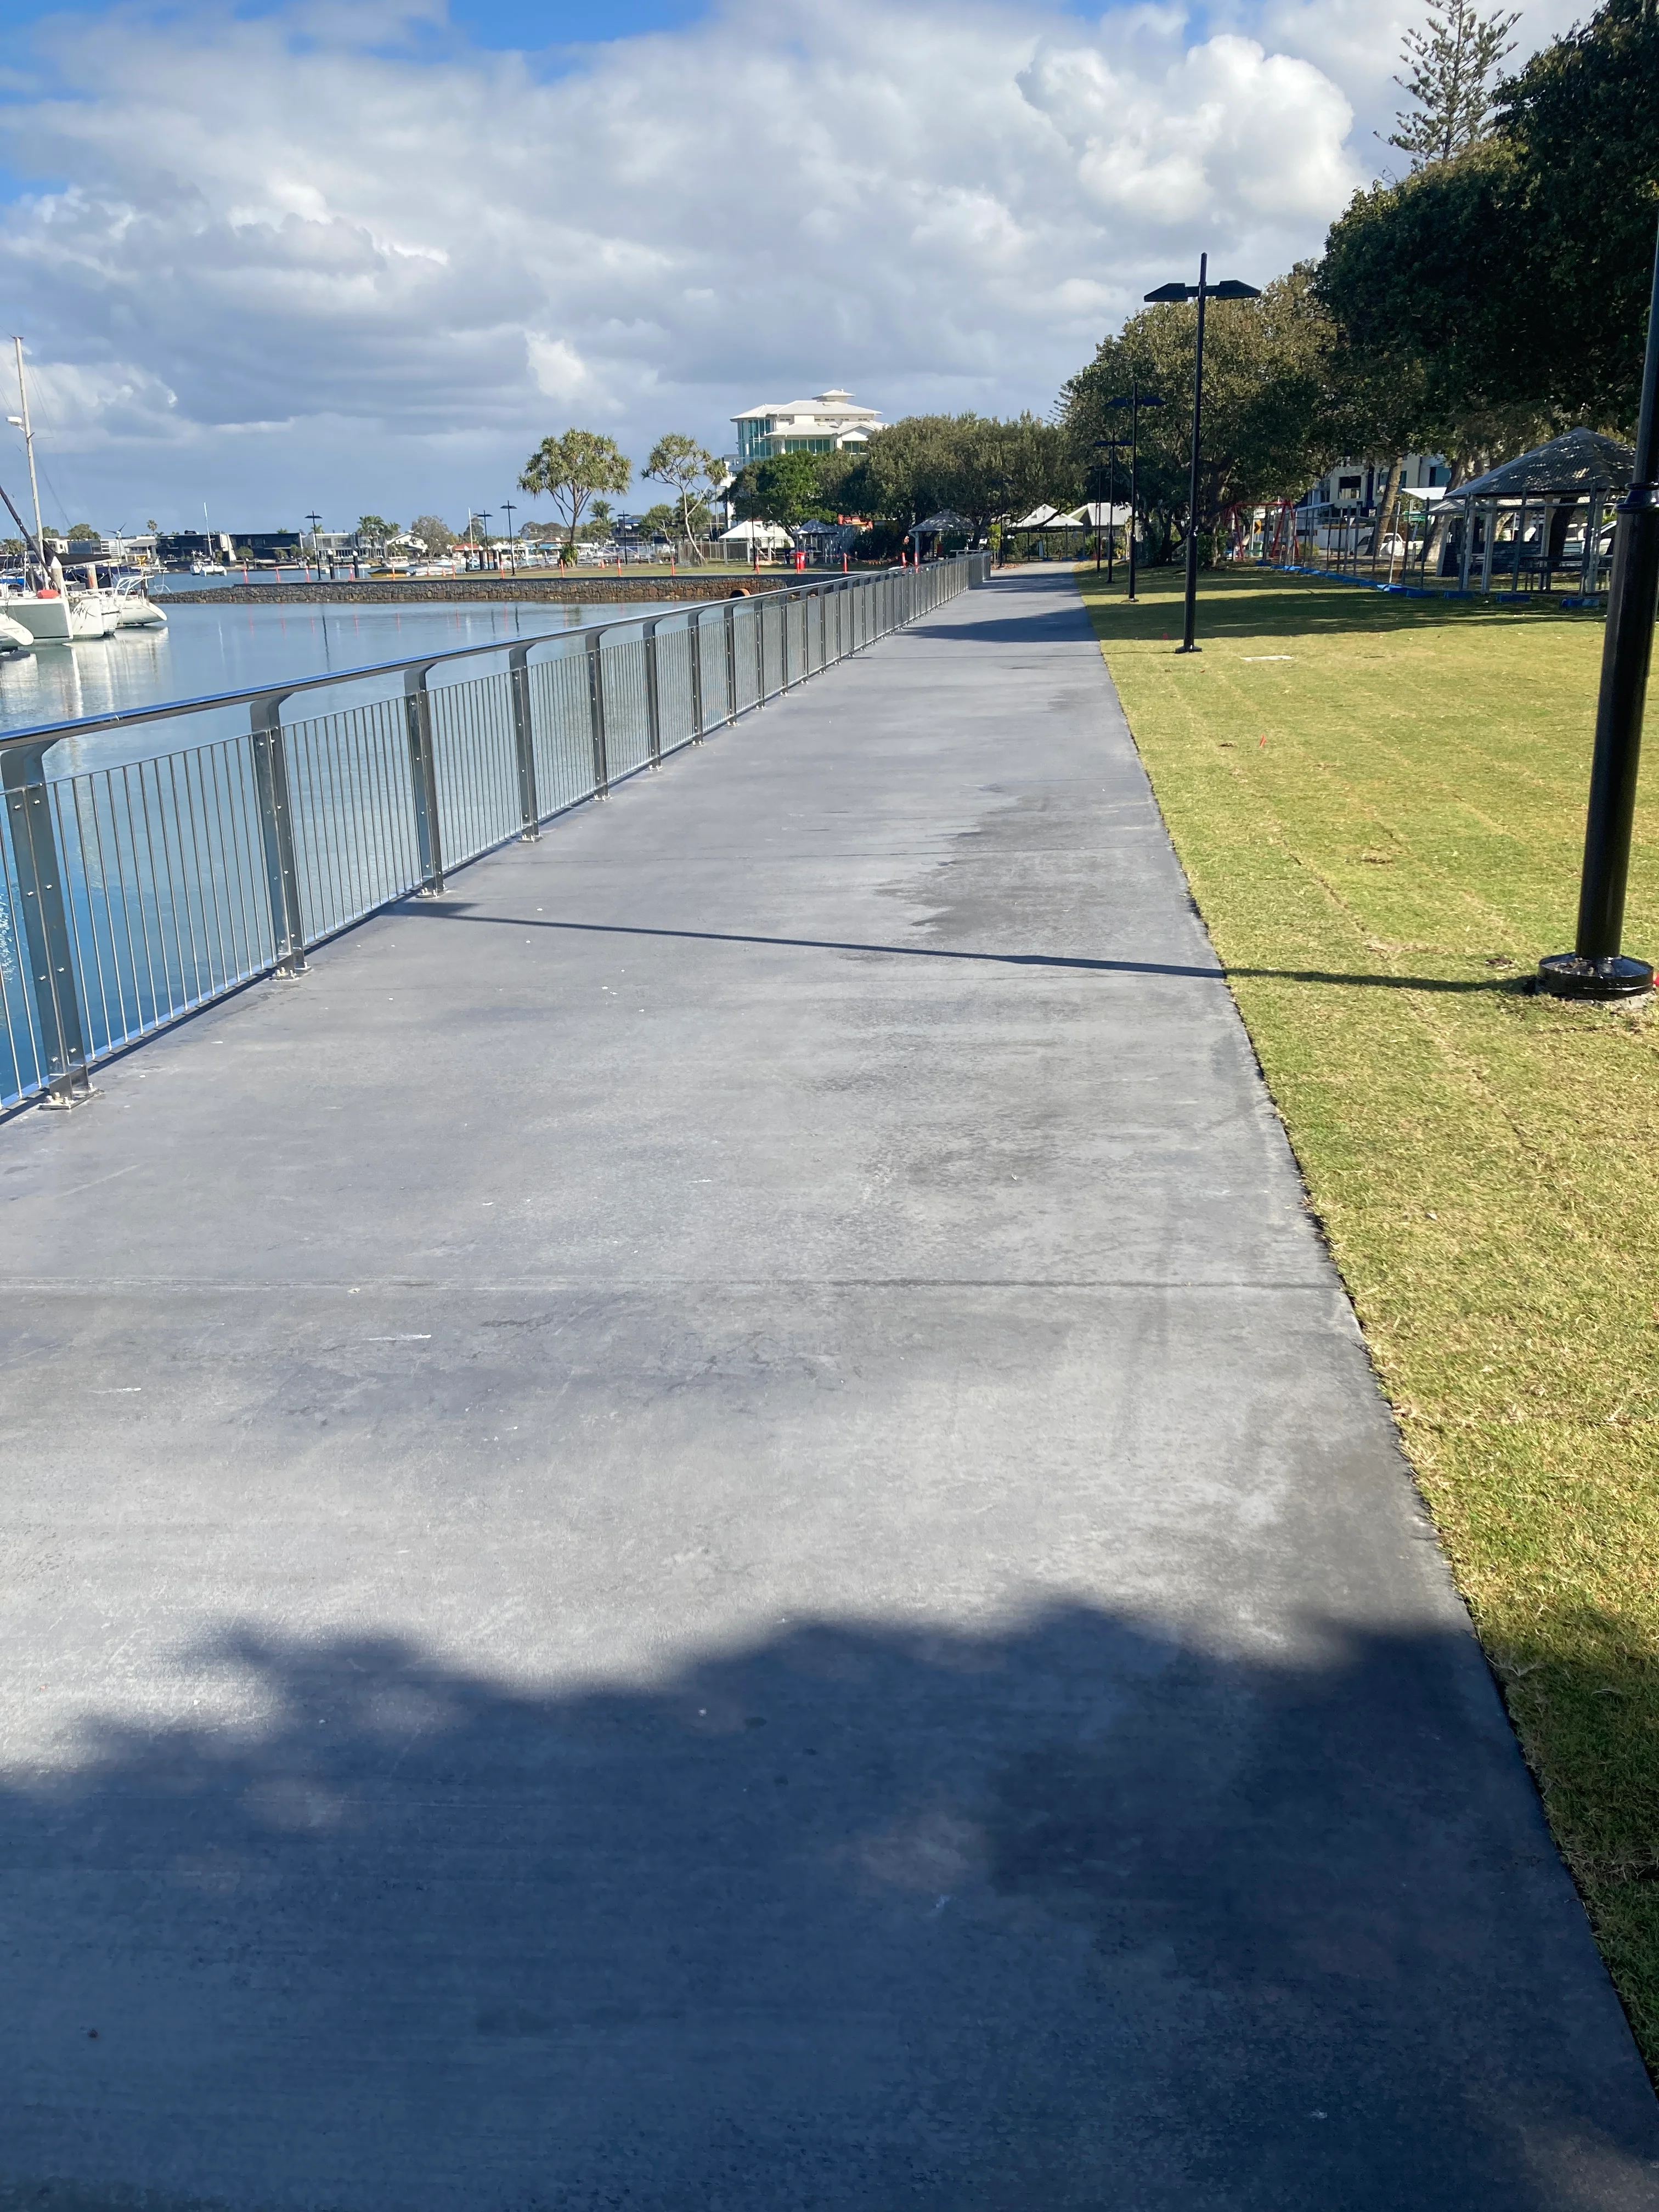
[2,1605,1655,2211]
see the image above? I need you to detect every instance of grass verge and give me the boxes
[1077,563,1659,2069]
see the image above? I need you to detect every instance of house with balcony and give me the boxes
[1298,453,1451,520]
[731,388,883,465]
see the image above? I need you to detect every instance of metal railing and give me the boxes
[0,552,989,1110]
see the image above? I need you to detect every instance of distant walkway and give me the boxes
[2,573,1654,2210]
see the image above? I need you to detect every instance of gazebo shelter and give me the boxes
[906,509,974,554]
[1438,426,1633,595]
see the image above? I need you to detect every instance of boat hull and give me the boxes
[2,595,117,642]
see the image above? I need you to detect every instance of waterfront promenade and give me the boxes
[1,572,1655,2207]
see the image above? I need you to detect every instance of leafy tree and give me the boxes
[66,521,99,541]
[1391,0,1520,168]
[834,415,1074,533]
[408,513,455,556]
[1317,146,1545,484]
[640,502,683,540]
[731,452,827,529]
[145,517,158,533]
[1318,1,1659,443]
[1064,267,1339,560]
[644,433,718,557]
[0,535,27,562]
[356,514,398,549]
[517,428,632,546]
[1496,0,1659,428]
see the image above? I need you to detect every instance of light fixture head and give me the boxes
[1144,282,1193,303]
[1211,280,1262,300]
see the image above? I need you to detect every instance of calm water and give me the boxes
[1,595,665,776]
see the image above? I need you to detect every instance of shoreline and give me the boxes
[159,571,850,608]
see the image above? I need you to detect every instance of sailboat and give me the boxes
[0,338,119,643]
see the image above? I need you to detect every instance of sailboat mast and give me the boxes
[13,337,44,564]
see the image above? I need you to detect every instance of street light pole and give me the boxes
[1093,437,1128,585]
[1146,261,1261,651]
[1539,212,1659,1000]
[501,498,516,575]
[1107,381,1164,602]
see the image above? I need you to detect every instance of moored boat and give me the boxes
[2,589,118,643]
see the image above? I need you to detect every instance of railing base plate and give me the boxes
[40,1079,99,1111]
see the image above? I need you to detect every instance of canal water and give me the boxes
[0,595,667,775]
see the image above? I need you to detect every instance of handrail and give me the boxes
[0,552,991,1111]
[0,565,921,758]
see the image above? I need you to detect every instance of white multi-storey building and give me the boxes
[1300,452,1451,512]
[731,388,883,465]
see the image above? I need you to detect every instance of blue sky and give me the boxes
[0,0,1582,532]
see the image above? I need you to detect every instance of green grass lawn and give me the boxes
[1077,563,1659,2069]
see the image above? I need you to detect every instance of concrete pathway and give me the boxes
[2,572,1655,2210]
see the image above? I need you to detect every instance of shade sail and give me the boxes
[1449,427,1634,503]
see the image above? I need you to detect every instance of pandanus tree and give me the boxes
[518,430,632,547]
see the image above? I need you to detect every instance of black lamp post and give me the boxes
[1093,436,1130,584]
[1146,257,1260,650]
[501,497,516,574]
[1539,216,1659,999]
[1104,382,1163,601]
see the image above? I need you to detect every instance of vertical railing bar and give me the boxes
[178,744,217,997]
[53,782,104,1059]
[402,663,445,894]
[185,746,229,996]
[176,747,216,1008]
[120,763,160,1029]
[217,739,259,980]
[148,760,189,1018]
[0,742,93,1105]
[644,618,662,769]
[73,774,119,1054]
[587,630,610,797]
[507,643,539,837]
[690,612,706,740]
[250,691,308,970]
[88,773,135,1043]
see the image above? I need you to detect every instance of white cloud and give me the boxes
[0,0,1557,528]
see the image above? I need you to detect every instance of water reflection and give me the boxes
[1,597,662,777]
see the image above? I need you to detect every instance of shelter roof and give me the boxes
[910,510,973,533]
[1449,427,1634,503]
[1013,504,1078,528]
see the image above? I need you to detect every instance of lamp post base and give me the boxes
[1176,644,1201,655]
[1536,952,1655,1000]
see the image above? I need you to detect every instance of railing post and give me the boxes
[403,663,445,893]
[249,690,308,973]
[643,617,663,768]
[689,611,706,742]
[586,630,610,795]
[755,595,765,705]
[723,602,738,722]
[781,594,792,691]
[507,644,539,839]
[1,740,92,1107]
